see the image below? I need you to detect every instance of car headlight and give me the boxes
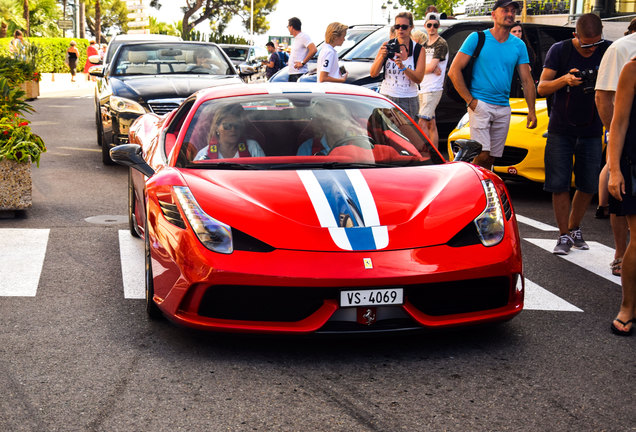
[455,112,470,130]
[110,95,146,114]
[474,180,505,247]
[173,186,233,254]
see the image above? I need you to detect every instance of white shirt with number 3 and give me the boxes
[317,43,341,81]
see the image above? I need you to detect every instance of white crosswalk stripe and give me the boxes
[0,218,613,313]
[0,228,49,296]
[524,238,620,286]
[119,230,145,299]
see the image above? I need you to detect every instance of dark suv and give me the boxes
[277,21,574,141]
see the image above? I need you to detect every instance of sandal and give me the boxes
[610,258,622,277]
[611,318,633,336]
[595,205,610,219]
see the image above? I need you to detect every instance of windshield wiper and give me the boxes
[269,162,395,170]
[347,57,375,61]
[190,162,262,170]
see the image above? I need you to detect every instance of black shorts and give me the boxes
[610,158,636,215]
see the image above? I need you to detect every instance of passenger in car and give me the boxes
[297,100,369,155]
[194,104,265,160]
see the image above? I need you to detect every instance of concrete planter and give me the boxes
[0,159,32,210]
[19,80,39,100]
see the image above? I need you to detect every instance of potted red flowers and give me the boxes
[0,78,46,211]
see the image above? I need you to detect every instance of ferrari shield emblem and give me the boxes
[238,142,247,151]
[363,258,373,269]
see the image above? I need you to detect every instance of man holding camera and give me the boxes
[538,13,612,255]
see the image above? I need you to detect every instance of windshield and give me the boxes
[221,46,249,61]
[111,43,234,76]
[177,93,443,169]
[342,27,391,61]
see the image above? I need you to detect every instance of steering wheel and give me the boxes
[327,135,375,154]
[189,65,218,74]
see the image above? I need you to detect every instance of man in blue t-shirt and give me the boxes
[537,13,611,255]
[448,0,537,169]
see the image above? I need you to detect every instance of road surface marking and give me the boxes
[515,214,558,231]
[119,231,145,299]
[524,279,583,311]
[524,238,620,286]
[0,229,49,296]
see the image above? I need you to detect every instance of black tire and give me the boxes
[128,170,141,238]
[95,110,103,146]
[102,135,115,165]
[145,222,163,319]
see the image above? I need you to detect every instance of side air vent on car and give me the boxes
[158,200,186,229]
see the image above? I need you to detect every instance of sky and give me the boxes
[155,0,399,45]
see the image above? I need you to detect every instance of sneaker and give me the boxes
[553,234,573,255]
[570,227,589,250]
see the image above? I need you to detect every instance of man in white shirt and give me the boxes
[287,17,317,82]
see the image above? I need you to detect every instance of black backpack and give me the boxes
[446,31,485,103]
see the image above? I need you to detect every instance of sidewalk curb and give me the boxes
[40,73,95,94]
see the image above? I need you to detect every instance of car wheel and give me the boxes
[128,170,140,238]
[95,109,102,147]
[145,220,163,319]
[102,136,115,165]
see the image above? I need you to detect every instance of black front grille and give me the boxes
[197,277,511,323]
[148,101,181,115]
[495,147,528,167]
[406,276,510,316]
[198,285,338,322]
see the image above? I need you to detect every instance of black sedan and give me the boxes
[91,41,242,165]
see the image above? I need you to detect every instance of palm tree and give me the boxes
[0,0,26,38]
[22,0,28,36]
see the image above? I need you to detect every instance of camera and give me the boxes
[572,69,598,94]
[386,39,401,60]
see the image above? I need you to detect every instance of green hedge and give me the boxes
[0,37,90,73]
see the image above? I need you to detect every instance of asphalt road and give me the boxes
[0,87,634,432]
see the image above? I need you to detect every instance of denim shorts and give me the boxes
[385,95,420,121]
[543,133,603,194]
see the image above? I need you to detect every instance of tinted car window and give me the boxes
[179,93,442,167]
[112,43,233,76]
[343,28,391,60]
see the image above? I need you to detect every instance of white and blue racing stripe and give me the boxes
[297,169,388,251]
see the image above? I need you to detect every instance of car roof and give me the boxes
[109,34,182,42]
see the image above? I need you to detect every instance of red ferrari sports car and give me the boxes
[110,83,524,334]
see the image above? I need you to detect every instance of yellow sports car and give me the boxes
[448,99,551,184]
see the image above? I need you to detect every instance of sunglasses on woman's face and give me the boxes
[221,122,240,131]
[393,24,410,30]
[426,22,440,28]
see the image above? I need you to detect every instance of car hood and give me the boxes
[179,163,487,252]
[110,75,243,100]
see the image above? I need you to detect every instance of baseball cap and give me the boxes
[425,12,440,23]
[492,0,520,10]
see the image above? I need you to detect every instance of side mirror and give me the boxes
[453,139,482,162]
[88,65,104,77]
[109,144,155,177]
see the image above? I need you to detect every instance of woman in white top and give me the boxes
[370,11,426,121]
[318,22,349,83]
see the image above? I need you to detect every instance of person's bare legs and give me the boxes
[613,214,636,333]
